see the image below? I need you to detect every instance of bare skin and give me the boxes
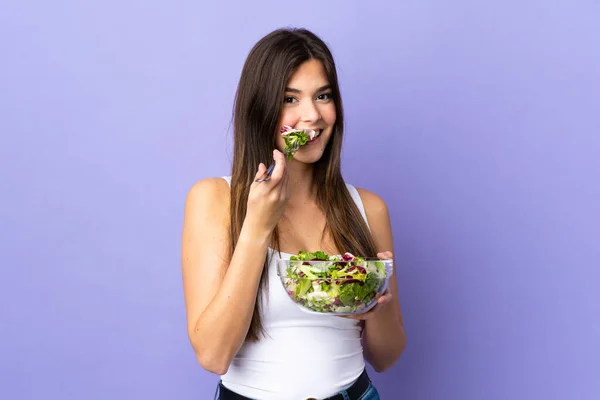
[181,59,406,375]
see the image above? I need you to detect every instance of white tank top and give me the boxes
[219,176,371,400]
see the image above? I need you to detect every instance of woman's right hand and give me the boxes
[245,149,290,236]
[182,149,290,375]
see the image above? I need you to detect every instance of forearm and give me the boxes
[362,306,406,372]
[190,222,270,373]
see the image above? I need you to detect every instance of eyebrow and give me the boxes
[285,84,332,94]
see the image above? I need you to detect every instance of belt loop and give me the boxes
[341,391,350,400]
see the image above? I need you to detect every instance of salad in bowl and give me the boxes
[276,250,393,315]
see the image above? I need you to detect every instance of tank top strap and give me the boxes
[345,183,371,231]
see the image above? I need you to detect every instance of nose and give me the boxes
[299,99,320,123]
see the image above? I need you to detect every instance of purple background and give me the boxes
[1,1,599,399]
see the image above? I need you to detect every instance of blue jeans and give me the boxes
[214,382,380,400]
[356,383,380,399]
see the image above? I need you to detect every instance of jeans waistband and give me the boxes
[216,368,371,400]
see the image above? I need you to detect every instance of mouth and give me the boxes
[280,126,324,155]
[281,125,323,141]
[308,129,322,141]
[307,131,322,145]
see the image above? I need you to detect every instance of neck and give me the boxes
[286,160,317,205]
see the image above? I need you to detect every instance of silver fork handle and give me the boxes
[255,150,292,182]
[255,162,276,182]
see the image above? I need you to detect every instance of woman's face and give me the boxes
[276,59,337,163]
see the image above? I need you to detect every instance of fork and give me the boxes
[255,127,314,182]
[255,149,291,182]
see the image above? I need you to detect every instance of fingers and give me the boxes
[377,290,392,304]
[269,150,287,183]
[377,251,393,260]
[253,163,267,181]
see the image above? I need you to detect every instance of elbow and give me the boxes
[196,352,230,375]
[189,334,232,375]
[372,363,389,373]
[371,352,403,373]
[371,355,398,373]
[370,330,407,373]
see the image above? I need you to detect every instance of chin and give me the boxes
[293,152,325,164]
[295,139,328,164]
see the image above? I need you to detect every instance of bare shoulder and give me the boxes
[354,187,390,220]
[185,177,230,206]
[182,177,231,258]
[354,187,393,252]
[184,178,231,220]
[181,177,232,337]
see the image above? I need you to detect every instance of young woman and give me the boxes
[181,28,406,400]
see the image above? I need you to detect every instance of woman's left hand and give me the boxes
[341,251,394,321]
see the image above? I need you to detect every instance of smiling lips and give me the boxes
[280,125,322,141]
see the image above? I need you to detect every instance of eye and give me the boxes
[284,96,297,103]
[317,92,333,101]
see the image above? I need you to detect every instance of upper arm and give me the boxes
[181,178,231,338]
[356,187,405,326]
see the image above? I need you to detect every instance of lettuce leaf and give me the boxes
[282,131,309,160]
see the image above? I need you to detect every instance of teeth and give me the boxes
[280,126,322,140]
[310,129,321,140]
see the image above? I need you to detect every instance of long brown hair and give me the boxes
[230,28,378,341]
